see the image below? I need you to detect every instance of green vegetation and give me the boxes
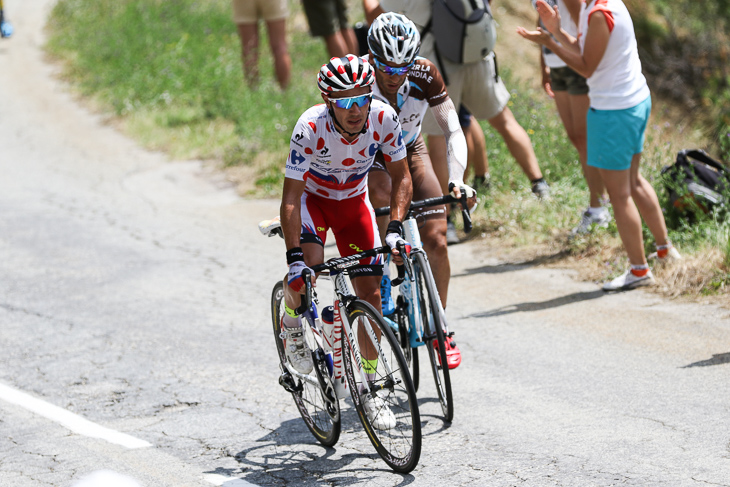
[46,0,327,171]
[45,0,730,299]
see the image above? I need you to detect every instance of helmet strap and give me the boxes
[328,105,371,137]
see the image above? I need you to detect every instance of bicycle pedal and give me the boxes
[278,371,299,393]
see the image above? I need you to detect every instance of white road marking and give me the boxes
[204,473,259,486]
[0,382,152,449]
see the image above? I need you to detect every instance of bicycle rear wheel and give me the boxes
[414,252,454,422]
[271,281,340,447]
[342,299,421,473]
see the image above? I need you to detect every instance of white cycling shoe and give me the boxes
[281,321,313,374]
[363,392,396,430]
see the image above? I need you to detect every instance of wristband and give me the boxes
[386,220,403,237]
[286,247,305,265]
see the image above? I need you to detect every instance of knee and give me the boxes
[422,222,448,255]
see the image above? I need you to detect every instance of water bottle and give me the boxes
[321,305,335,378]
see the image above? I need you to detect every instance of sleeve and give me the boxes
[377,105,408,163]
[431,97,468,181]
[285,115,314,181]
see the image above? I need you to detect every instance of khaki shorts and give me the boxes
[232,0,287,24]
[549,66,589,96]
[302,0,349,37]
[421,51,510,135]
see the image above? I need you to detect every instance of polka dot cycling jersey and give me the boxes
[285,100,407,200]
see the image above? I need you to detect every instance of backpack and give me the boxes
[661,149,730,214]
[429,0,497,64]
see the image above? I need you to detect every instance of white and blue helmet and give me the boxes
[367,12,421,65]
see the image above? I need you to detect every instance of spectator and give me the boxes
[363,0,552,201]
[232,0,291,89]
[518,0,681,291]
[531,0,609,235]
[302,0,359,58]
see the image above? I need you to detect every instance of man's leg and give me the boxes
[236,23,259,87]
[487,106,543,182]
[324,32,349,58]
[265,18,291,89]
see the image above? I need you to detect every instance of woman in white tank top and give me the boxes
[517,0,681,291]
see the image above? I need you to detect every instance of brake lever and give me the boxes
[294,268,313,315]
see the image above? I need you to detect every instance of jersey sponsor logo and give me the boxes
[290,149,306,166]
[401,113,420,124]
[294,132,305,143]
[358,143,379,158]
[410,69,434,84]
[349,243,363,253]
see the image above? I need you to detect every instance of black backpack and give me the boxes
[661,149,730,214]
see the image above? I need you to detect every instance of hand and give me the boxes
[449,180,478,213]
[536,0,561,34]
[287,261,313,294]
[542,69,555,98]
[516,26,552,46]
[385,233,411,265]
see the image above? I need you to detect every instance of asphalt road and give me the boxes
[1,1,729,486]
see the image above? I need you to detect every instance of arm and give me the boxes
[517,6,609,78]
[280,177,306,252]
[537,17,554,98]
[431,98,468,185]
[386,157,412,224]
[362,0,385,24]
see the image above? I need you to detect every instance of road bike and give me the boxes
[261,221,421,473]
[374,191,472,423]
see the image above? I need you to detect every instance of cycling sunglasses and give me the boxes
[373,58,413,76]
[329,93,373,109]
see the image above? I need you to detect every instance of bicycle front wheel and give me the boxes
[342,299,421,473]
[414,252,454,422]
[271,281,340,447]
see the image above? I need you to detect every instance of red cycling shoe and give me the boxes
[434,337,461,369]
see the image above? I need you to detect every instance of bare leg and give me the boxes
[352,275,383,361]
[629,153,669,246]
[420,219,450,308]
[342,27,359,56]
[324,32,349,58]
[599,166,647,266]
[466,116,489,179]
[554,91,605,207]
[265,19,291,90]
[487,107,543,181]
[237,23,260,87]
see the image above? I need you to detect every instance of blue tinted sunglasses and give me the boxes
[374,58,413,76]
[330,93,373,109]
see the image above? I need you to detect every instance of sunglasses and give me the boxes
[329,93,373,109]
[373,58,413,76]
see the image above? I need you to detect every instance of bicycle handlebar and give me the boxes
[294,245,399,315]
[374,191,473,234]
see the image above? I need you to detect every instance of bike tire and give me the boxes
[271,281,341,447]
[341,299,421,473]
[413,252,454,422]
